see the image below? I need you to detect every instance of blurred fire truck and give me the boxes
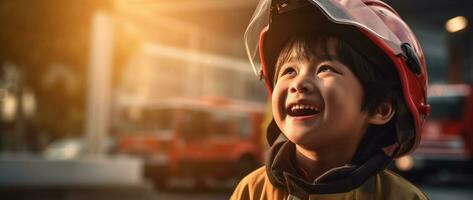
[394,84,473,180]
[113,96,266,187]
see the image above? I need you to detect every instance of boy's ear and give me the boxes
[367,101,396,125]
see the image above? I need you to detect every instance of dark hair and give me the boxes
[274,34,405,163]
[274,34,401,115]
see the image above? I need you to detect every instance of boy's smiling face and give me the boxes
[272,38,370,150]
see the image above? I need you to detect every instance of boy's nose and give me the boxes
[289,77,314,94]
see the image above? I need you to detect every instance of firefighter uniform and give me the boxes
[231,140,428,200]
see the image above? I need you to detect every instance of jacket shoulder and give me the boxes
[230,166,286,200]
[374,169,429,200]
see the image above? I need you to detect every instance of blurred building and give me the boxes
[0,0,267,152]
[113,0,266,104]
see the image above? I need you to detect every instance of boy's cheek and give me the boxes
[271,96,282,118]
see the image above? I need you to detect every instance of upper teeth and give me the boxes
[291,104,319,112]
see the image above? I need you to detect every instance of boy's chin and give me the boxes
[283,128,329,147]
[284,131,316,144]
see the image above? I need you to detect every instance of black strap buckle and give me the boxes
[401,43,422,75]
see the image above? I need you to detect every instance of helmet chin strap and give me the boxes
[265,135,393,198]
[283,150,393,198]
[382,143,400,157]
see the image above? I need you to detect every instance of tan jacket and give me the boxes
[231,166,428,200]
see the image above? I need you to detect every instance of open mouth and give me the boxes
[287,104,321,117]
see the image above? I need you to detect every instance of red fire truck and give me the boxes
[113,96,266,187]
[394,84,473,181]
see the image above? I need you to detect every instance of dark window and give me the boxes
[428,96,466,120]
[235,115,251,138]
[181,109,211,140]
[210,111,231,137]
[118,108,174,133]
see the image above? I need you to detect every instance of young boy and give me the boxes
[232,0,431,199]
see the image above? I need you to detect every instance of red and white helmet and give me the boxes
[245,0,431,157]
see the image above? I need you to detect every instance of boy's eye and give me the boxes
[281,67,296,77]
[317,65,338,74]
